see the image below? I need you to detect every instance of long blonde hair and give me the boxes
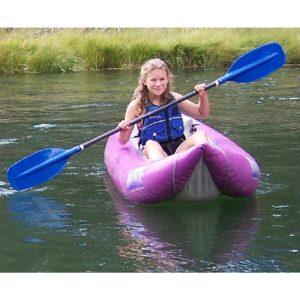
[133,58,173,115]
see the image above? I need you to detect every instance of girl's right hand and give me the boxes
[118,120,131,131]
[118,120,133,145]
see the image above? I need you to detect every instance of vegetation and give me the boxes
[0,28,299,73]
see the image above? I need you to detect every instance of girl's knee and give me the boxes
[144,140,166,160]
[144,140,160,150]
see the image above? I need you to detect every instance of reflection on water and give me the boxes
[8,192,75,243]
[9,192,71,230]
[105,175,263,272]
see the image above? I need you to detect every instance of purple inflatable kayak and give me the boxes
[104,116,260,204]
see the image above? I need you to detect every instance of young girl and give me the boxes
[118,58,210,160]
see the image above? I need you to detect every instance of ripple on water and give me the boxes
[23,237,45,244]
[0,138,18,145]
[64,164,106,177]
[68,103,114,109]
[33,124,57,129]
[0,181,15,197]
[256,173,287,195]
[85,164,106,177]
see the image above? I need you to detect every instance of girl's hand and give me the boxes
[118,120,131,131]
[194,83,208,99]
[194,83,210,118]
[117,120,133,145]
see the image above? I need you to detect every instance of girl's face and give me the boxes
[143,69,169,98]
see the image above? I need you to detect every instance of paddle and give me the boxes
[6,42,286,191]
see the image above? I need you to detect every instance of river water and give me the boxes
[0,67,299,273]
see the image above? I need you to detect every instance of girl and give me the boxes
[118,58,210,160]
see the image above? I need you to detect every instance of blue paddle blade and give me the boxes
[7,148,69,191]
[220,42,286,84]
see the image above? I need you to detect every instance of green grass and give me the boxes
[0,28,299,73]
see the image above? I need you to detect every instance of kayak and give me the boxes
[104,116,260,204]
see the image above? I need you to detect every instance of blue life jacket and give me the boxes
[139,94,184,146]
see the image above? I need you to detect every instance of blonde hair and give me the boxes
[133,58,173,115]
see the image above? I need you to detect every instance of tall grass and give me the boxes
[0,28,299,73]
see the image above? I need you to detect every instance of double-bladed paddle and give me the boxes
[6,42,286,191]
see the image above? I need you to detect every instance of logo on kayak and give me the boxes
[127,166,146,191]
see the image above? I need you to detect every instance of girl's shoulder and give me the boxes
[126,99,141,118]
[128,98,138,109]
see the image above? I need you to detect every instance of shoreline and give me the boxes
[1,28,299,74]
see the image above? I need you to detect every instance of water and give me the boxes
[0,68,299,272]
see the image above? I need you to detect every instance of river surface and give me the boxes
[0,67,299,272]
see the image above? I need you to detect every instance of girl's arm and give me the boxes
[117,100,138,144]
[175,83,210,120]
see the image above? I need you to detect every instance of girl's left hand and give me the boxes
[194,83,207,98]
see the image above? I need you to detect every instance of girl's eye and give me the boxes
[149,77,166,82]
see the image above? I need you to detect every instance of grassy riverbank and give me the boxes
[0,28,299,73]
